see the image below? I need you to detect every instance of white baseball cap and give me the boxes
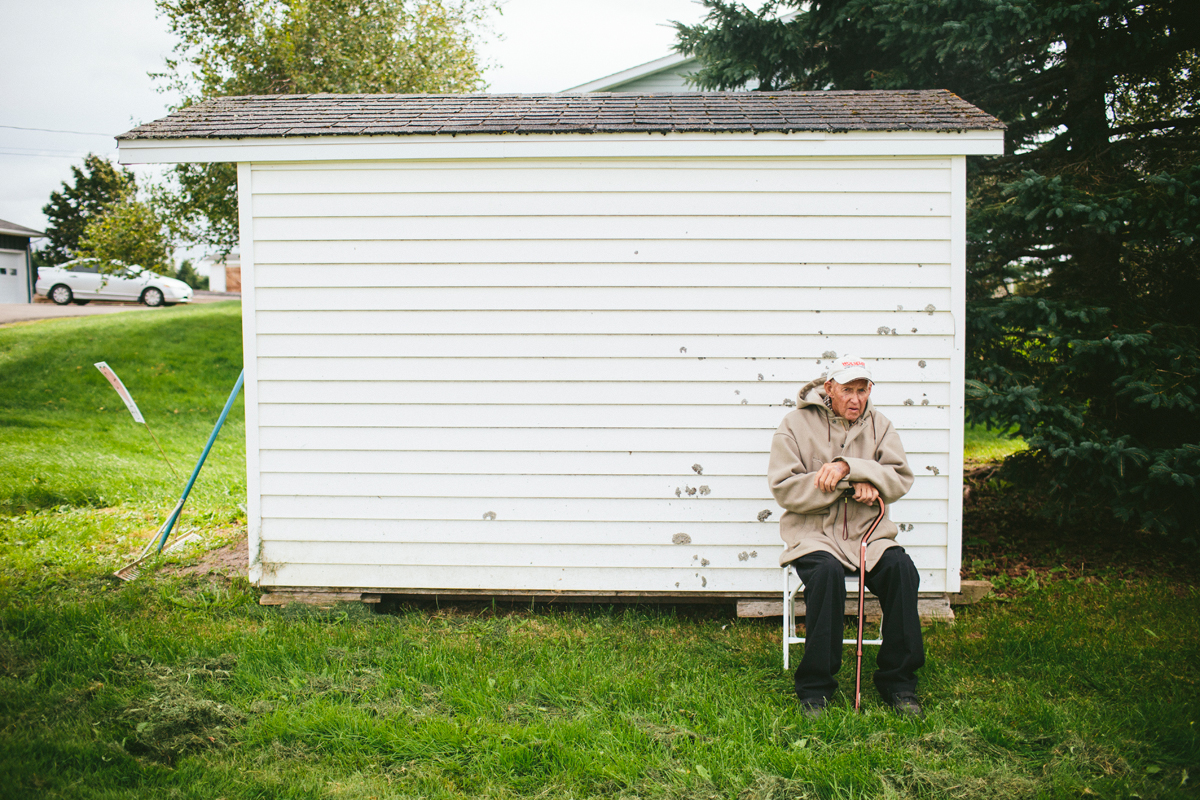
[826,354,873,384]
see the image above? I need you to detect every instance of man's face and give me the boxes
[824,378,872,422]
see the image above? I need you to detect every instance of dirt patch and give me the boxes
[961,460,1200,588]
[166,533,248,578]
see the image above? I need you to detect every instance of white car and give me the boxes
[36,260,193,307]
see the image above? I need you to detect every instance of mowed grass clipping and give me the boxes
[1,305,1197,799]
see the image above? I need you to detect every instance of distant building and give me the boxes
[0,219,43,304]
[564,52,700,93]
[198,252,242,293]
[562,30,783,93]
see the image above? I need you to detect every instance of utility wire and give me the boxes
[0,124,112,136]
[0,145,97,156]
[0,151,94,160]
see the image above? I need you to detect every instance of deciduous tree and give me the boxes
[76,200,173,273]
[153,0,497,250]
[38,155,137,266]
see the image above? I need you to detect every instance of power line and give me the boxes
[0,145,97,156]
[0,151,95,160]
[0,124,113,136]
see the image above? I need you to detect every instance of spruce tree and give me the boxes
[677,0,1200,537]
[153,0,497,251]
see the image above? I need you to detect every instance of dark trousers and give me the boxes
[790,547,925,703]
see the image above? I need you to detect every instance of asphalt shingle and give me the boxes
[117,91,1004,140]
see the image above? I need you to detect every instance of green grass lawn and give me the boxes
[964,424,1026,463]
[0,302,245,520]
[1,307,1196,799]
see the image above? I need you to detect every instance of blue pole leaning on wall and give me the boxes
[152,368,246,553]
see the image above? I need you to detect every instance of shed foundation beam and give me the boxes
[737,594,953,623]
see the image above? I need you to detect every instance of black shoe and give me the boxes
[890,692,923,717]
[799,697,828,718]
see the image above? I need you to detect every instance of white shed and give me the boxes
[117,92,1004,603]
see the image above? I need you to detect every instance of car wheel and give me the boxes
[142,287,165,307]
[49,284,73,305]
[72,299,90,306]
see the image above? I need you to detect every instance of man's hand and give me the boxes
[814,461,851,492]
[851,481,879,506]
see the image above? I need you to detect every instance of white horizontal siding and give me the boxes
[262,540,947,571]
[257,427,951,455]
[254,286,952,311]
[260,496,947,525]
[255,239,950,264]
[253,192,953,219]
[255,334,954,359]
[257,403,951,430]
[254,215,951,242]
[250,162,952,194]
[255,380,951,406]
[258,473,949,501]
[256,310,954,335]
[256,449,952,477]
[260,518,949,548]
[246,153,960,593]
[254,263,952,289]
[261,561,949,593]
[605,69,695,93]
[253,357,951,383]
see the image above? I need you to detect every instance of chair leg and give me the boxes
[783,565,807,671]
[783,566,791,670]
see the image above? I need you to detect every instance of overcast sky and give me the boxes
[0,0,709,239]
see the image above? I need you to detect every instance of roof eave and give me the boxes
[117,127,1006,165]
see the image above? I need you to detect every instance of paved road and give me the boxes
[0,292,240,326]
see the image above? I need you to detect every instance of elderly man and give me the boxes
[768,355,923,717]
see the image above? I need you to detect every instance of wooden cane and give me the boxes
[855,498,887,712]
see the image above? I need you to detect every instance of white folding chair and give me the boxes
[782,564,884,670]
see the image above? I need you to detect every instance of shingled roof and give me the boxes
[118,91,1003,140]
[0,218,44,238]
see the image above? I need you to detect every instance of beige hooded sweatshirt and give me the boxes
[768,377,915,571]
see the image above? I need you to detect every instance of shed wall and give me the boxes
[243,155,962,593]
